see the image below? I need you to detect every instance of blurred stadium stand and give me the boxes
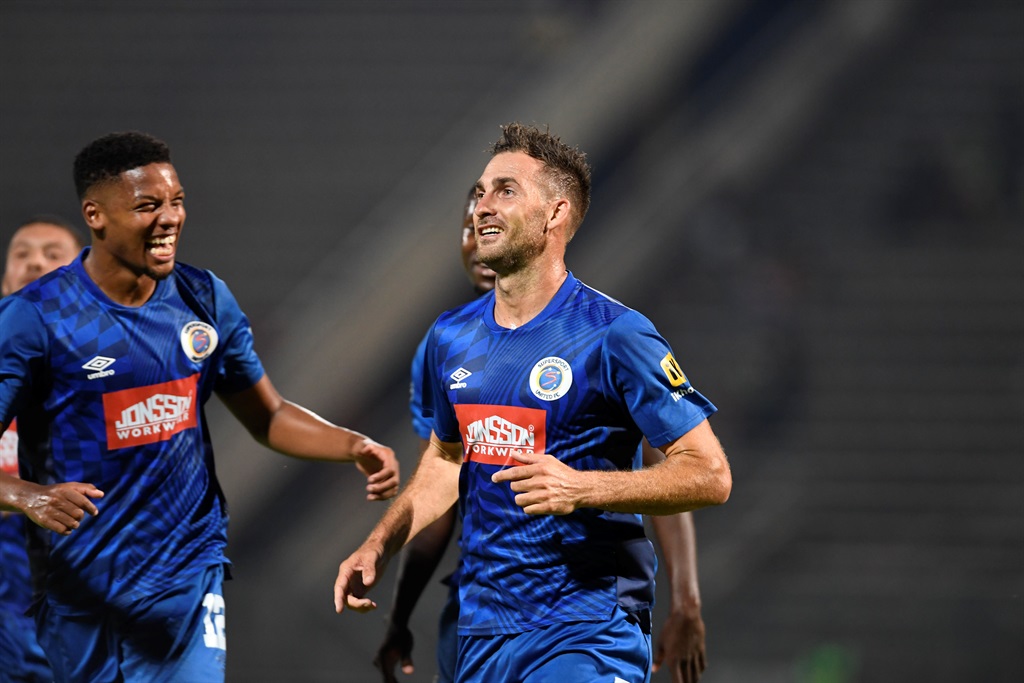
[1,0,1021,681]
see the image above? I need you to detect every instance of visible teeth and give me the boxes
[148,236,176,246]
[481,227,500,235]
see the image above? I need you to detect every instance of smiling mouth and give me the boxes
[147,235,177,258]
[478,225,502,237]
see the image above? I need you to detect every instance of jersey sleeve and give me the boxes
[209,274,265,394]
[602,310,716,449]
[422,321,460,444]
[409,331,432,440]
[0,297,47,427]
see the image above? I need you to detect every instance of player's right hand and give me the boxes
[334,545,384,614]
[21,481,104,535]
[374,623,415,682]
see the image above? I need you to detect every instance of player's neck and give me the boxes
[493,261,567,330]
[83,251,158,307]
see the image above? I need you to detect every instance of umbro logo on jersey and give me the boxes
[449,367,472,390]
[83,356,116,380]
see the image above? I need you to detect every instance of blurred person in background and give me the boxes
[1,215,83,683]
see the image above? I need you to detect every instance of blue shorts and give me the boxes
[37,563,227,683]
[455,607,652,683]
[0,608,52,683]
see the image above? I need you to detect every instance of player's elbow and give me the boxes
[709,465,732,506]
[698,454,732,508]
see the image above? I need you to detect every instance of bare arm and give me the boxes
[219,375,399,500]
[375,442,458,682]
[0,422,104,534]
[335,435,461,614]
[644,441,707,683]
[492,419,730,516]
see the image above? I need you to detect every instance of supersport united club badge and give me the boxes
[529,356,573,401]
[180,321,219,362]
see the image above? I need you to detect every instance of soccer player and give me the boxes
[0,131,400,683]
[376,189,709,682]
[1,216,83,683]
[337,123,731,682]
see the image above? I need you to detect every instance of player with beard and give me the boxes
[376,189,709,682]
[340,123,729,682]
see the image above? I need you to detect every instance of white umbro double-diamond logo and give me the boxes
[449,367,472,390]
[83,356,116,380]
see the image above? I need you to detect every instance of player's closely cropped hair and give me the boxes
[73,131,172,198]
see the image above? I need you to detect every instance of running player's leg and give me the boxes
[35,601,120,683]
[457,608,651,683]
[521,609,651,683]
[121,563,227,683]
[0,609,51,682]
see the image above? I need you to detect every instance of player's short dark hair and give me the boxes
[73,131,172,199]
[17,214,85,248]
[490,122,591,232]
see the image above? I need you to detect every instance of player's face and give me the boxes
[1,222,80,296]
[84,162,185,282]
[460,195,496,294]
[473,152,554,276]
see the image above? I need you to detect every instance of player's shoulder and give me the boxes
[436,290,493,328]
[5,261,80,310]
[172,260,216,290]
[575,279,647,328]
[171,261,238,312]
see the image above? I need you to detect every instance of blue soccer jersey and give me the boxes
[420,272,716,636]
[0,421,34,615]
[409,332,433,441]
[0,250,264,612]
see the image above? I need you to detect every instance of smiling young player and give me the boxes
[0,131,400,683]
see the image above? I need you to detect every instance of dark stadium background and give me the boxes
[1,1,1021,681]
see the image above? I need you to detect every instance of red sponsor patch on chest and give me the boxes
[454,404,546,467]
[102,374,199,449]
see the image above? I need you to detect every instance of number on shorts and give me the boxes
[202,592,227,650]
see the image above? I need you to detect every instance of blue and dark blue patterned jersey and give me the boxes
[420,272,717,636]
[409,332,432,441]
[0,251,264,611]
[0,421,34,614]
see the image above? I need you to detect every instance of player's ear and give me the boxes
[81,199,104,232]
[547,197,572,233]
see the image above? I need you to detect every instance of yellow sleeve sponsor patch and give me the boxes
[660,352,687,387]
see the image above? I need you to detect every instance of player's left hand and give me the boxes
[354,438,399,501]
[652,608,707,683]
[335,543,384,614]
[490,451,580,515]
[374,622,415,682]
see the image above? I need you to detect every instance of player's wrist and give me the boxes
[0,475,34,513]
[670,597,703,620]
